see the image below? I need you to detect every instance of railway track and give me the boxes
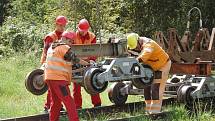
[107,112,171,121]
[1,98,175,121]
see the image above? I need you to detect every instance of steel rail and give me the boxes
[1,98,175,121]
[107,111,171,121]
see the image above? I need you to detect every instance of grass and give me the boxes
[1,53,215,121]
[0,53,143,119]
[0,53,44,119]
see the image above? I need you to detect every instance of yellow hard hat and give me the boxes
[127,33,139,49]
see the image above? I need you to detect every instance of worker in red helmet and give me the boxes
[41,15,68,64]
[73,19,101,109]
[45,31,90,121]
[40,15,68,112]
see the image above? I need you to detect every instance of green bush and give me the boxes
[1,0,215,57]
[0,17,52,57]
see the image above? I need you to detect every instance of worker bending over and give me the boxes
[127,33,171,114]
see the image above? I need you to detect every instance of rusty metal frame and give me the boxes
[154,31,168,49]
[154,28,215,63]
[170,63,211,76]
[208,28,215,50]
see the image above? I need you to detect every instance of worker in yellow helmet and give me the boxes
[127,33,171,114]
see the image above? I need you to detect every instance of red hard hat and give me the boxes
[78,19,90,32]
[62,31,76,40]
[55,16,68,25]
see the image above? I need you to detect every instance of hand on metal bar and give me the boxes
[127,50,139,57]
[40,63,46,70]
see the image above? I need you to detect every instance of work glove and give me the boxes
[127,50,139,57]
[72,64,82,76]
[72,64,82,69]
[40,63,46,70]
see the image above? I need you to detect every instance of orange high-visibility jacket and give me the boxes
[74,31,97,61]
[74,31,96,44]
[40,32,59,64]
[44,44,72,83]
[138,38,169,71]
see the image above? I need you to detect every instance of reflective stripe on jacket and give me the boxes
[40,31,59,64]
[138,38,169,71]
[44,44,72,83]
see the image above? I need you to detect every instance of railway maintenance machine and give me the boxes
[26,34,215,107]
[26,7,215,107]
[164,63,215,106]
[25,40,155,105]
[155,7,215,106]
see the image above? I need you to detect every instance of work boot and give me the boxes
[43,107,49,114]
[60,107,65,112]
[149,112,165,120]
[145,111,151,115]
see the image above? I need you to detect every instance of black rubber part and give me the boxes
[108,82,128,105]
[25,69,47,95]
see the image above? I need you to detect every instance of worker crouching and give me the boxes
[127,33,171,114]
[44,31,90,121]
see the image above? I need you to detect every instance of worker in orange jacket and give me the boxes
[73,19,101,109]
[41,15,68,112]
[127,33,171,114]
[44,31,90,121]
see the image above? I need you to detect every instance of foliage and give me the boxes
[117,0,215,37]
[0,0,215,120]
[0,0,215,56]
[0,53,143,119]
[0,0,11,25]
[0,17,49,56]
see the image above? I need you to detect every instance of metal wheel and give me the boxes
[166,77,181,92]
[83,68,108,95]
[108,82,128,105]
[132,64,154,89]
[177,85,195,104]
[132,79,146,89]
[170,77,180,83]
[25,69,48,95]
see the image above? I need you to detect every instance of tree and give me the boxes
[0,0,11,25]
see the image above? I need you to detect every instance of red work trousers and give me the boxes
[44,89,51,109]
[47,80,79,121]
[73,82,101,109]
[44,89,63,110]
